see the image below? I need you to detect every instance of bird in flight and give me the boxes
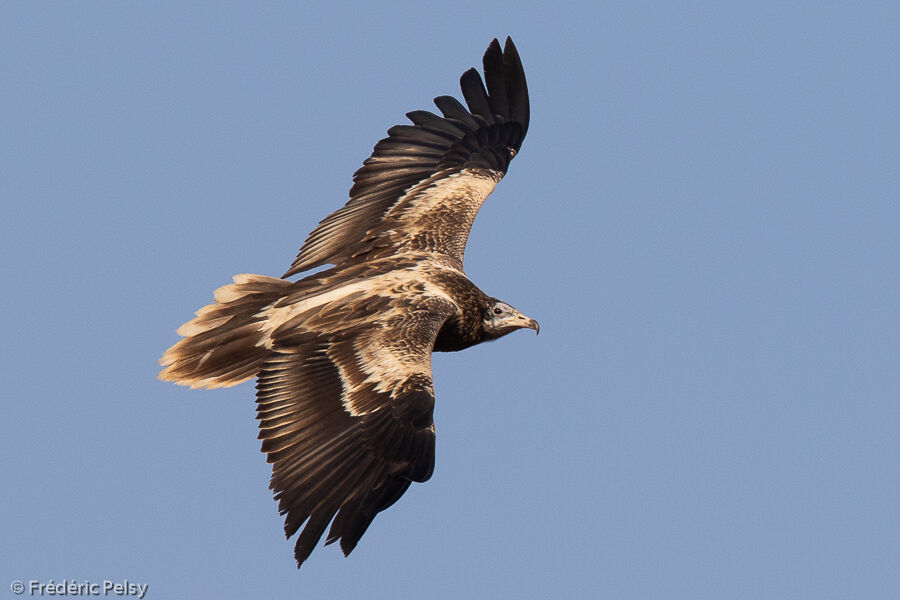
[159,37,537,568]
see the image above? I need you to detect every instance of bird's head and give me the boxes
[482,299,539,339]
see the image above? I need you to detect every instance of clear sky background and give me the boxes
[2,2,898,599]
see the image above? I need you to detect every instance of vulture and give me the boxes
[159,37,537,568]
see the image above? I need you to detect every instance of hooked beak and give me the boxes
[511,312,539,335]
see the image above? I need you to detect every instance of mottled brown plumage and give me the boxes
[159,37,537,568]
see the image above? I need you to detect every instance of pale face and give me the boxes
[482,300,540,337]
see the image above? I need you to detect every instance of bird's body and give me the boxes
[159,38,536,567]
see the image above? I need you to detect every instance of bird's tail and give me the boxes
[158,274,291,389]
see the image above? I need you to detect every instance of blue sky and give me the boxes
[2,2,898,598]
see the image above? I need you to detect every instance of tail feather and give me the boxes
[159,274,291,389]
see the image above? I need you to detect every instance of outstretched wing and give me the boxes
[256,289,457,567]
[284,37,529,277]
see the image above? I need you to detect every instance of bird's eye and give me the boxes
[492,307,503,315]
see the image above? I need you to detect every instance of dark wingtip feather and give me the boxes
[502,37,529,134]
[459,67,493,124]
[293,508,337,568]
[482,38,509,120]
[433,95,479,130]
[339,532,360,557]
